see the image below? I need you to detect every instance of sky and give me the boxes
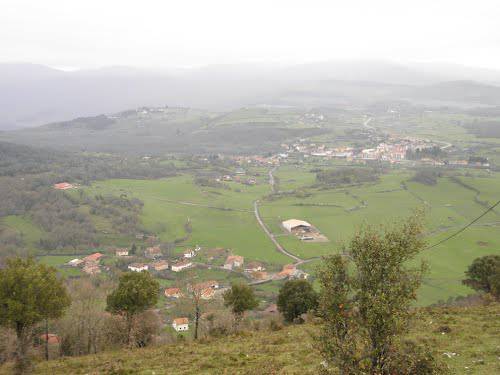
[1,0,499,70]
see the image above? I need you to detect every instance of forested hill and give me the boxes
[0,140,177,181]
[0,108,330,155]
[0,141,68,176]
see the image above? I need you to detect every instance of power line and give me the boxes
[426,199,500,250]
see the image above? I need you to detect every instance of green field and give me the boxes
[1,215,47,250]
[37,255,83,277]
[3,159,498,306]
[74,166,499,305]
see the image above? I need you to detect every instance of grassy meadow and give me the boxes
[20,303,500,375]
[77,165,500,305]
[2,157,499,305]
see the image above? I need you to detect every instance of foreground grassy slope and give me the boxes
[23,303,500,375]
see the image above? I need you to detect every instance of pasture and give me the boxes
[4,161,497,305]
[78,165,500,305]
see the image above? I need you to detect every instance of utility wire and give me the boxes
[426,199,500,250]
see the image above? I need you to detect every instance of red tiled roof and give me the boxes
[173,317,188,325]
[226,255,244,264]
[53,182,73,190]
[84,253,103,262]
[39,333,60,344]
[164,287,182,297]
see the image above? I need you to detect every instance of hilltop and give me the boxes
[3,61,500,130]
[6,303,498,375]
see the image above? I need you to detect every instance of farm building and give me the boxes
[278,264,297,278]
[183,249,196,258]
[164,287,183,298]
[224,255,244,270]
[192,280,219,290]
[83,253,103,263]
[67,258,84,267]
[151,260,169,271]
[171,261,192,272]
[82,263,100,275]
[200,288,215,300]
[251,271,268,281]
[277,264,309,280]
[244,262,265,273]
[282,219,312,233]
[282,219,328,242]
[144,246,162,259]
[53,182,74,190]
[172,318,189,332]
[115,248,129,257]
[128,263,148,272]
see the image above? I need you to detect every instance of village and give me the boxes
[62,233,310,333]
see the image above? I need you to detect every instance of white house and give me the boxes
[172,317,189,332]
[68,258,84,267]
[171,261,192,272]
[244,262,265,273]
[224,255,244,270]
[183,249,196,258]
[115,248,129,257]
[128,263,149,272]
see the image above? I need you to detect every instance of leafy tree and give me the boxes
[223,283,258,328]
[106,271,159,346]
[0,258,70,373]
[463,255,500,298]
[277,279,318,322]
[130,243,137,255]
[316,213,444,374]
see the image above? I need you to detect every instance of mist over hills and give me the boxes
[2,61,500,130]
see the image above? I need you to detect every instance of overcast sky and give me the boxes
[1,0,499,70]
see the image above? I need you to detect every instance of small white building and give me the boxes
[171,261,192,272]
[68,258,83,267]
[172,318,189,332]
[128,263,149,272]
[115,249,129,257]
[183,249,196,258]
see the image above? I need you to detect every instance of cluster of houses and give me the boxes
[283,136,446,164]
[223,254,244,270]
[126,245,201,273]
[67,252,104,275]
[277,264,309,280]
[165,280,222,301]
[215,173,258,186]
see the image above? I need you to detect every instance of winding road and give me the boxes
[253,166,319,267]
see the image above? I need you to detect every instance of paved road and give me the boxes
[253,167,322,266]
[363,117,374,130]
[253,199,301,262]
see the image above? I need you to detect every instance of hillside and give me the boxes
[6,303,498,375]
[3,62,500,130]
[0,107,330,155]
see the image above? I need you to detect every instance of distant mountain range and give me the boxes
[2,61,500,130]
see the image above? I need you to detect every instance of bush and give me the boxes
[411,170,439,185]
[463,255,500,298]
[316,167,379,187]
